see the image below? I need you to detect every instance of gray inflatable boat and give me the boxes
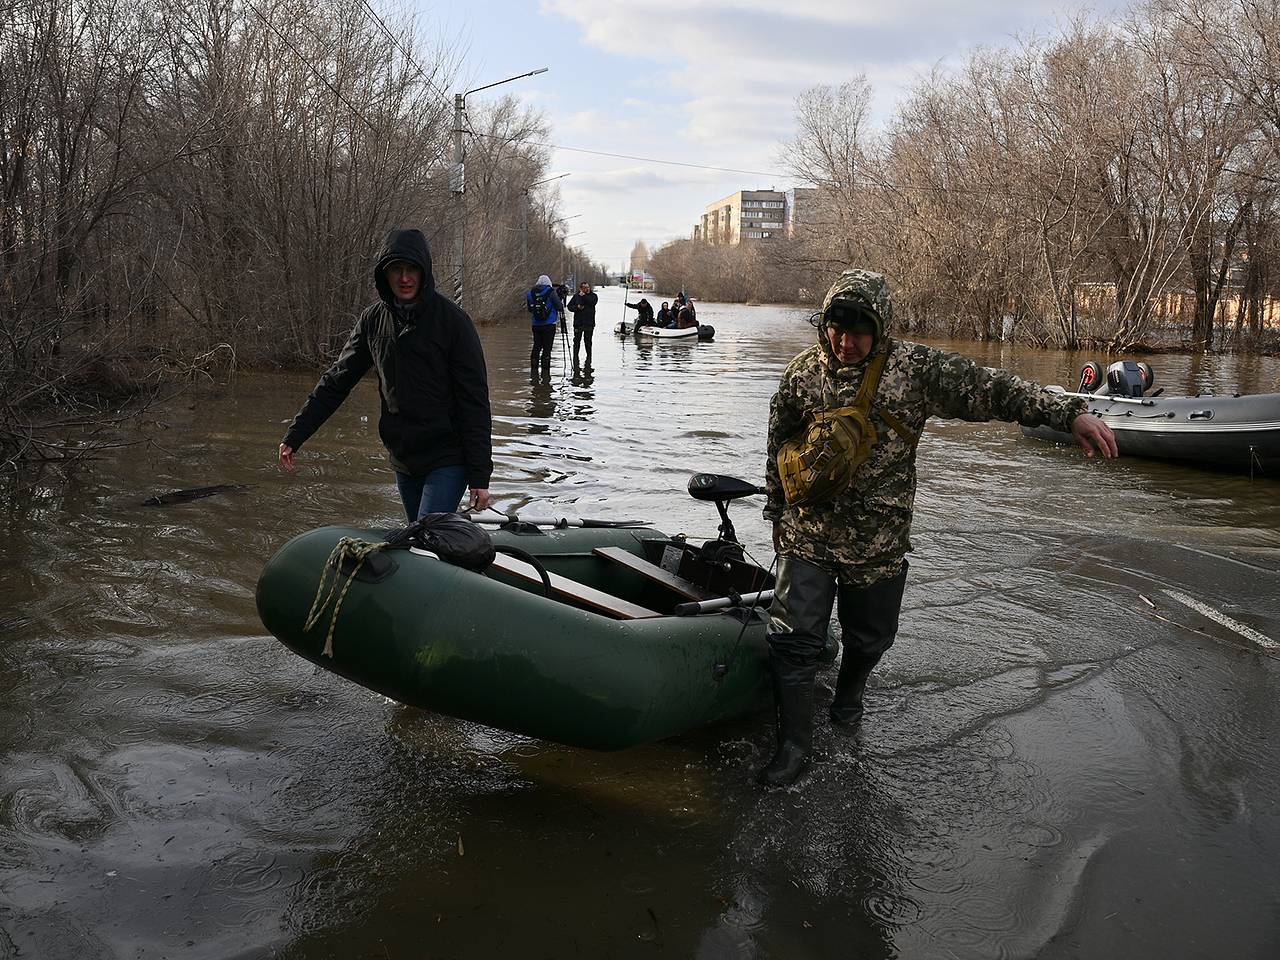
[1021,361,1280,475]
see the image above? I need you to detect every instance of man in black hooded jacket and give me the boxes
[278,228,493,520]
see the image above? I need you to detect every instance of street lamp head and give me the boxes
[463,67,551,99]
[528,172,571,190]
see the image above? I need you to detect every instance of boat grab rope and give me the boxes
[304,536,385,657]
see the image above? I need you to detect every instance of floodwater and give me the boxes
[3,286,1280,959]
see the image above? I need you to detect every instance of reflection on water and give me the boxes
[2,287,1279,958]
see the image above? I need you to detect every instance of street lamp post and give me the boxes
[520,172,570,271]
[451,66,548,306]
[559,231,586,280]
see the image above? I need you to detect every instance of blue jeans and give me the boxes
[395,465,468,521]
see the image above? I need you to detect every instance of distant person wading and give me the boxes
[527,274,564,370]
[278,228,493,520]
[567,281,598,367]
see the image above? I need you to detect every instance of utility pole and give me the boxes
[449,67,547,307]
[451,93,465,305]
[520,173,570,284]
[521,195,529,270]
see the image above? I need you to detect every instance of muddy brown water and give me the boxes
[3,286,1279,958]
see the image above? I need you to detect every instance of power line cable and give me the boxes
[467,130,786,178]
[355,0,453,104]
[467,130,1067,201]
[244,0,377,131]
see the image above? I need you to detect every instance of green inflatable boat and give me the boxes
[257,475,784,750]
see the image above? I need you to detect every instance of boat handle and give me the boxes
[1188,410,1213,420]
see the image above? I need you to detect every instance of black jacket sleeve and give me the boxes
[282,313,374,450]
[450,312,494,488]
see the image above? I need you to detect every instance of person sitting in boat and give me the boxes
[278,228,493,520]
[675,305,698,329]
[656,302,674,328]
[624,298,656,328]
[757,268,1118,788]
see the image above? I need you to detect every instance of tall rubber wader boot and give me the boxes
[829,564,908,727]
[827,654,879,728]
[757,557,837,787]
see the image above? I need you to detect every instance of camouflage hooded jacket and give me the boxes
[763,270,1085,586]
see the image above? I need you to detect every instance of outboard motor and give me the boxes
[687,473,762,563]
[1136,362,1155,394]
[1106,360,1146,398]
[1078,361,1104,394]
[697,324,715,341]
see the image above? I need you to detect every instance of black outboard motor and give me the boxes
[697,324,715,341]
[1106,360,1146,397]
[1078,361,1104,394]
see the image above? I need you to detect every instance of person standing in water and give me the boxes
[758,268,1117,787]
[278,228,493,520]
[567,281,598,367]
[527,274,564,370]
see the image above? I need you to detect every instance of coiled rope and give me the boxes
[303,536,385,657]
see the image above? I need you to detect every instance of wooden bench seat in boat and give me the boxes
[591,546,712,601]
[487,551,661,620]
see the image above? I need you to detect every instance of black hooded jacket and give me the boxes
[282,228,493,487]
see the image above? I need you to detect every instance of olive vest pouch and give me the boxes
[777,350,890,508]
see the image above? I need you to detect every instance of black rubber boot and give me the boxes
[756,654,818,787]
[828,654,880,727]
[756,557,835,788]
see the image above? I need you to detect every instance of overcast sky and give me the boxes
[419,0,1128,277]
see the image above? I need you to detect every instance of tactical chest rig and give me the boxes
[776,349,919,508]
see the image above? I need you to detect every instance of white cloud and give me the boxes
[545,0,1120,134]
[527,0,1128,265]
[562,164,727,195]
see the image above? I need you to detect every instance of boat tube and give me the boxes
[257,474,811,749]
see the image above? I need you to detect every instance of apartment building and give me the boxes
[695,188,815,245]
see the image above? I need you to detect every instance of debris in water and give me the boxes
[142,483,251,506]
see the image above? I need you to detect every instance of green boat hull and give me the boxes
[256,524,776,750]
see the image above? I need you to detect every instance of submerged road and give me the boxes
[2,287,1279,958]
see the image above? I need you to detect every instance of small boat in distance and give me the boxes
[1021,360,1280,475]
[615,321,715,341]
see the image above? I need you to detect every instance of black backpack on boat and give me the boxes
[386,512,495,571]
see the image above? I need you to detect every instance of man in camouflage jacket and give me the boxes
[757,269,1117,787]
